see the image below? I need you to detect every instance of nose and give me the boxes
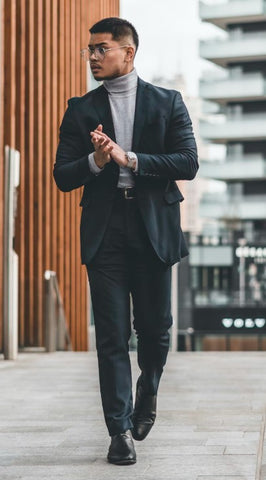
[89,50,98,60]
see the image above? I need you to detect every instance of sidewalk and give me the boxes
[0,351,266,480]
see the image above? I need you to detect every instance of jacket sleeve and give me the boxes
[136,92,198,181]
[53,99,95,192]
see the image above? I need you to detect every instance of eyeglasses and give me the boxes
[80,45,130,61]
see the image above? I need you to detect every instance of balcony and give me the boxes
[200,33,266,67]
[199,193,266,219]
[200,73,266,103]
[190,245,233,266]
[200,154,266,181]
[200,0,266,30]
[200,114,266,143]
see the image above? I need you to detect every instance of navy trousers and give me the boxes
[86,190,172,436]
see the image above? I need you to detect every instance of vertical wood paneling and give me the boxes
[34,0,44,344]
[25,0,35,345]
[80,0,88,351]
[0,0,4,351]
[43,0,51,290]
[70,0,77,348]
[4,1,16,148]
[63,0,71,344]
[15,0,26,346]
[51,0,58,272]
[1,0,119,352]
[75,0,82,350]
[57,0,66,344]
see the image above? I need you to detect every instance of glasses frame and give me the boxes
[80,45,130,61]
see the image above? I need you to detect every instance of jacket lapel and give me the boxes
[91,85,116,142]
[89,85,119,180]
[132,78,149,151]
[90,79,149,151]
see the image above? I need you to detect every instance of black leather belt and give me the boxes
[117,187,136,200]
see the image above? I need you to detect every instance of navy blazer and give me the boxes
[54,77,198,266]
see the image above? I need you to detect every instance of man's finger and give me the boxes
[93,136,109,148]
[99,138,110,148]
[90,132,107,142]
[93,130,109,140]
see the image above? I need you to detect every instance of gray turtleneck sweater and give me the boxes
[88,68,138,188]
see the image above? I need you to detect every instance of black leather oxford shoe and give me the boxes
[107,430,136,465]
[132,378,157,441]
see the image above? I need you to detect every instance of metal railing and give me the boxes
[178,328,195,352]
[3,146,20,360]
[193,290,266,307]
[44,271,72,352]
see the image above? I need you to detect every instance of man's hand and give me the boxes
[90,124,113,169]
[90,126,128,168]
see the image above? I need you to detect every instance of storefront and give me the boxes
[178,234,266,351]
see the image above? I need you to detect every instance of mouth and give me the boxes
[90,65,101,72]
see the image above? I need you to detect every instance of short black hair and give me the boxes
[89,17,139,51]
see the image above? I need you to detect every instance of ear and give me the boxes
[125,46,135,62]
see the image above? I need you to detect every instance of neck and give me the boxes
[103,68,138,94]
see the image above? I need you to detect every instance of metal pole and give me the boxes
[44,270,57,352]
[3,146,20,360]
[44,270,72,352]
[53,275,72,350]
[238,238,246,306]
[171,263,178,352]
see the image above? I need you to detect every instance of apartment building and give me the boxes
[199,0,266,237]
[178,0,266,351]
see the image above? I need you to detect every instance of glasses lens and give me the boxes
[80,48,89,61]
[80,46,107,61]
[86,47,105,60]
[95,47,105,60]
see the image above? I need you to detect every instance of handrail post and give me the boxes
[44,271,57,352]
[3,146,20,360]
[44,270,72,352]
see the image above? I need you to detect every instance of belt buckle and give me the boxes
[124,188,134,200]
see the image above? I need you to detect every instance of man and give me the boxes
[54,17,198,465]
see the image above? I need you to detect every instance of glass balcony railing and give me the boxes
[199,193,266,220]
[199,0,266,30]
[200,33,266,66]
[200,114,266,142]
[200,73,266,102]
[200,155,266,181]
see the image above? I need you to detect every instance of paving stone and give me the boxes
[260,464,266,479]
[224,444,258,455]
[197,477,254,480]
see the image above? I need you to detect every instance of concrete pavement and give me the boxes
[1,350,266,479]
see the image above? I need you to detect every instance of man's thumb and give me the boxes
[96,124,103,132]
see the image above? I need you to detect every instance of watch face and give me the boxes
[126,153,135,169]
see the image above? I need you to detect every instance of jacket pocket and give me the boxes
[164,188,184,204]
[79,194,91,207]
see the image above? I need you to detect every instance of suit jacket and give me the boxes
[54,77,198,266]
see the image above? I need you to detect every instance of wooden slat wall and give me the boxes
[0,0,120,352]
[0,0,3,351]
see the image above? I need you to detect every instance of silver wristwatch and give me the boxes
[125,152,137,170]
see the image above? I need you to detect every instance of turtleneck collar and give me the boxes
[103,68,138,94]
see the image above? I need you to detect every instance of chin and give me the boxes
[92,73,104,81]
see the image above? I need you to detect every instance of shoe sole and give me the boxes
[107,457,136,465]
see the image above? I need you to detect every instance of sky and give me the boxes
[120,0,226,96]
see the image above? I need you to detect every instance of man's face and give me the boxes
[88,32,133,80]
